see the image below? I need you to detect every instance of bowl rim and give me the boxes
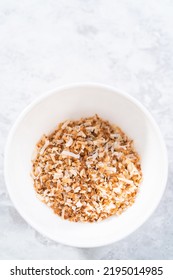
[4,83,168,247]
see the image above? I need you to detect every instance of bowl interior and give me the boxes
[5,85,167,247]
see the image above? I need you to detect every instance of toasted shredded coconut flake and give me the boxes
[80,169,85,177]
[74,187,81,193]
[39,139,50,155]
[64,186,72,192]
[61,150,80,159]
[110,133,119,138]
[70,169,78,176]
[76,200,83,208]
[118,177,134,185]
[32,115,142,222]
[66,137,73,147]
[86,126,95,131]
[55,139,64,144]
[54,171,63,179]
[88,151,98,161]
[61,120,70,130]
[61,208,65,219]
[77,131,86,138]
[106,167,117,173]
[35,166,42,175]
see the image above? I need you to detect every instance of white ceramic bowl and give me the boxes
[4,84,168,247]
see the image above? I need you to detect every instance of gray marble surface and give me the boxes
[0,0,173,259]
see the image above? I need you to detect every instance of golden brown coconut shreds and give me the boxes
[31,115,142,222]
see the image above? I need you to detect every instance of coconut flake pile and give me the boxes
[31,115,142,222]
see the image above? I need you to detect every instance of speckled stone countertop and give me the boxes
[0,0,173,259]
